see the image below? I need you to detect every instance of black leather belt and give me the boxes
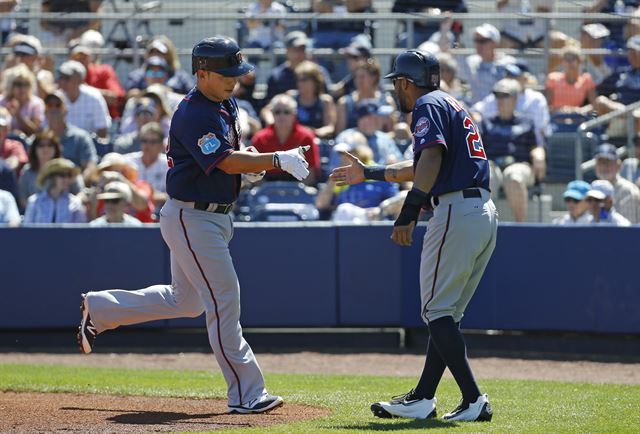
[194,202,234,214]
[432,188,482,207]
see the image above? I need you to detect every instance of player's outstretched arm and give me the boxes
[218,146,310,181]
[329,151,414,186]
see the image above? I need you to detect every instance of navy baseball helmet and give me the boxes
[191,36,254,77]
[384,50,440,89]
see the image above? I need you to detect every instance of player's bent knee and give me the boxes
[423,307,456,324]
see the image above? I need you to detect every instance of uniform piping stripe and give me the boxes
[424,204,452,319]
[179,208,243,404]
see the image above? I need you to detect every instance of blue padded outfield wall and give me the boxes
[1,224,639,334]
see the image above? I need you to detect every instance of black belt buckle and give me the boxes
[433,188,481,207]
[194,202,233,214]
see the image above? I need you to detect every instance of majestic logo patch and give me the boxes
[198,133,221,155]
[415,117,430,137]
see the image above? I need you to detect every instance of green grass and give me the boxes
[1,363,639,433]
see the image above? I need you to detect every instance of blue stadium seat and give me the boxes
[248,181,317,205]
[546,131,599,183]
[249,203,319,222]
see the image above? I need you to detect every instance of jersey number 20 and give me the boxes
[444,96,487,160]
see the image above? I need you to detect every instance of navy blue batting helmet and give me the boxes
[384,50,440,89]
[191,36,254,77]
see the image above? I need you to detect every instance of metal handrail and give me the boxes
[3,11,636,21]
[576,100,640,179]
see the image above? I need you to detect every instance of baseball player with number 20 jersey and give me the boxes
[76,36,311,415]
[331,50,498,423]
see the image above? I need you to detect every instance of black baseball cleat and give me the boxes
[371,389,437,419]
[228,394,284,414]
[443,394,493,422]
[77,294,97,354]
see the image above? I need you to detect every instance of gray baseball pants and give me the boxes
[85,199,266,407]
[420,188,498,323]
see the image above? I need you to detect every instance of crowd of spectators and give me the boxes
[1,0,640,226]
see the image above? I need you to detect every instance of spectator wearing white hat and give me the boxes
[69,33,125,119]
[125,36,194,96]
[446,23,515,105]
[3,35,55,100]
[57,60,111,138]
[85,152,155,223]
[593,143,640,224]
[89,181,142,226]
[586,179,631,226]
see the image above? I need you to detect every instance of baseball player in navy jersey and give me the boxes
[331,50,497,422]
[77,36,311,414]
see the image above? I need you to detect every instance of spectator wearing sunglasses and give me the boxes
[446,23,515,105]
[0,63,44,136]
[479,78,545,223]
[89,181,142,226]
[123,122,168,207]
[252,94,320,185]
[553,180,593,225]
[23,157,86,224]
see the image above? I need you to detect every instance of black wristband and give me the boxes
[363,165,386,181]
[273,153,281,169]
[394,188,429,227]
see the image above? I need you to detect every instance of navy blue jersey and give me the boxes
[412,90,490,196]
[166,88,241,203]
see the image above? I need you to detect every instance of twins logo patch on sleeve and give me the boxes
[198,132,221,155]
[414,117,430,137]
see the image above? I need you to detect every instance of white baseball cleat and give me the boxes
[443,393,493,422]
[371,389,437,419]
[228,393,284,414]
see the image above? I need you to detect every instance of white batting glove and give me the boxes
[274,146,310,181]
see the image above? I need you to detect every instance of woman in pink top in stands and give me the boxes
[545,45,597,114]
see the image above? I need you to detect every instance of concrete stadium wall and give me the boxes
[1,224,638,334]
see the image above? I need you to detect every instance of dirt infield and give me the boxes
[0,391,328,434]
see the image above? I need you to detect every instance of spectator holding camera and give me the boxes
[586,179,631,226]
[43,91,98,175]
[593,143,640,223]
[89,181,142,226]
[85,152,155,223]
